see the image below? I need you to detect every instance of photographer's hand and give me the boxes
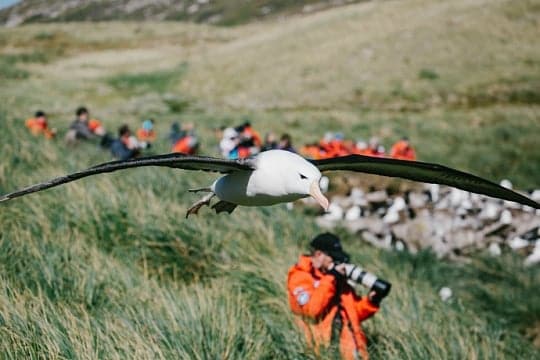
[327,263,346,279]
[368,291,378,305]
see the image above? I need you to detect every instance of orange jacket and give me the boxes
[136,128,156,142]
[243,126,262,148]
[172,136,196,154]
[88,119,103,133]
[390,140,416,161]
[288,256,379,360]
[25,118,55,139]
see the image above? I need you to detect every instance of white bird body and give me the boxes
[212,150,325,207]
[213,171,307,206]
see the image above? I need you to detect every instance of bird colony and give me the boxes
[315,180,540,266]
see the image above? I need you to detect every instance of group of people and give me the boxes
[300,132,417,161]
[25,110,417,164]
[24,107,199,160]
[217,121,296,159]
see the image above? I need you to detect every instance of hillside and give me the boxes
[0,0,365,26]
[0,0,539,358]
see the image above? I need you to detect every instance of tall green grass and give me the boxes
[0,0,539,357]
[0,111,539,359]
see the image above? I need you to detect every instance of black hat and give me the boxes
[310,233,349,263]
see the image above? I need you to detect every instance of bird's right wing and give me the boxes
[0,153,256,203]
[311,155,540,209]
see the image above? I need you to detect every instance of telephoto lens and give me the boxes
[344,264,392,304]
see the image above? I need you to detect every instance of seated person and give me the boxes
[25,111,56,139]
[278,133,296,153]
[364,137,385,157]
[169,122,185,145]
[219,127,239,158]
[261,132,278,152]
[172,123,199,155]
[390,137,417,161]
[137,119,156,143]
[239,121,262,149]
[300,142,325,159]
[65,106,106,144]
[110,124,143,160]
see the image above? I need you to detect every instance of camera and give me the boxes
[343,263,392,304]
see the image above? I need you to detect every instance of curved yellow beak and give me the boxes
[310,181,329,211]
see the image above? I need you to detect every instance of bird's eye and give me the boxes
[299,173,308,180]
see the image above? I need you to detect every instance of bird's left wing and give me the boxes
[310,155,540,209]
[0,153,256,203]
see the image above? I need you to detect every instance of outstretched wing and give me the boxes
[311,155,539,209]
[0,153,256,203]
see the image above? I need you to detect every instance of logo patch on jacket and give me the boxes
[297,291,310,306]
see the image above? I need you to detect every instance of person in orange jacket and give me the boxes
[136,119,157,143]
[25,111,56,139]
[390,137,416,161]
[288,233,385,360]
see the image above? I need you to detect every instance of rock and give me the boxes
[344,219,369,233]
[446,229,481,252]
[408,192,428,208]
[322,202,344,222]
[524,242,540,267]
[482,223,513,238]
[365,190,388,204]
[332,195,353,209]
[531,190,540,202]
[488,243,502,256]
[500,179,513,190]
[345,206,362,221]
[425,183,440,203]
[388,196,407,212]
[478,202,501,221]
[439,287,452,302]
[499,209,513,225]
[383,209,400,224]
[315,217,337,230]
[450,188,470,208]
[361,231,392,250]
[395,240,406,252]
[320,176,330,193]
[509,236,530,250]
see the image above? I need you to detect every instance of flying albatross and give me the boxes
[0,149,538,216]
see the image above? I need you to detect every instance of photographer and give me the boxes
[287,233,390,360]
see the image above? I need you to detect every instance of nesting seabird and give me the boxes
[0,150,538,217]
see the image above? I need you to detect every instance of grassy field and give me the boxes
[0,0,539,358]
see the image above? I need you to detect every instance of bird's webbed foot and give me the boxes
[186,192,215,218]
[211,201,238,215]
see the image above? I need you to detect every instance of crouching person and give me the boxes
[287,233,390,360]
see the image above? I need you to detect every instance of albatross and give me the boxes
[0,150,538,216]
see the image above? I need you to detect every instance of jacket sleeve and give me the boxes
[288,268,336,318]
[355,296,379,321]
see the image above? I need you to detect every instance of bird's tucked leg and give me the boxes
[188,187,212,193]
[186,192,215,218]
[211,201,238,215]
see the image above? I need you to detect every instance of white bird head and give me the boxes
[255,150,329,210]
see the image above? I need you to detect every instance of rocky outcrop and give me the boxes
[312,180,540,266]
[0,0,365,27]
